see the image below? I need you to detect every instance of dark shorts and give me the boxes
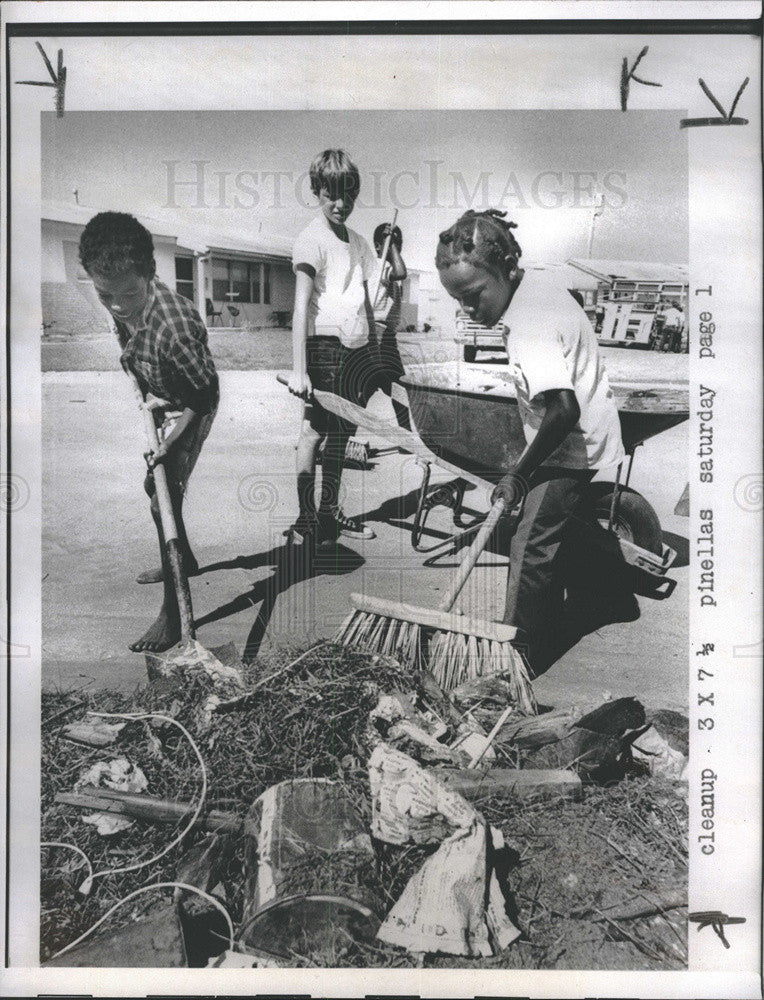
[155,404,217,494]
[306,336,383,434]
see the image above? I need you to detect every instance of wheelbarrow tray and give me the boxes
[312,382,681,582]
[400,362,689,479]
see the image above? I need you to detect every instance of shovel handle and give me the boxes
[128,372,195,641]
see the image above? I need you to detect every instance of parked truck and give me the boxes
[452,309,506,362]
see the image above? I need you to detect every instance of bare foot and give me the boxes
[129,609,181,653]
[136,557,200,585]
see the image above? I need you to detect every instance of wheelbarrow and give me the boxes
[398,363,689,585]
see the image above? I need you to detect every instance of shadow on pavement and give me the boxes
[662,531,689,568]
[194,540,364,662]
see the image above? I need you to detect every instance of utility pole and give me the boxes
[587,193,604,258]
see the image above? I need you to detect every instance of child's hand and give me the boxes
[144,393,172,412]
[287,372,313,400]
[378,223,403,250]
[145,443,169,470]
[490,472,527,516]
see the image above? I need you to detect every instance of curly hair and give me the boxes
[309,149,361,200]
[435,209,522,276]
[78,212,156,281]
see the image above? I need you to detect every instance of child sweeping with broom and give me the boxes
[435,209,625,671]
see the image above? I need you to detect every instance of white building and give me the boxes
[41,201,296,336]
[41,202,425,338]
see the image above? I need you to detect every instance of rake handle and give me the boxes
[128,371,195,641]
[437,497,507,613]
[371,208,399,309]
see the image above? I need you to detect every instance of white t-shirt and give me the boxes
[502,269,625,471]
[662,306,683,328]
[292,216,377,349]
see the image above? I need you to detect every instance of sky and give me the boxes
[26,28,759,271]
[42,109,688,270]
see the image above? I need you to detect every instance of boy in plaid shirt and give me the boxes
[79,212,219,653]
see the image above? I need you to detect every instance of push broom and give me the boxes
[335,495,538,714]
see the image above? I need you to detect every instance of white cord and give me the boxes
[41,841,95,886]
[49,881,234,960]
[79,712,207,894]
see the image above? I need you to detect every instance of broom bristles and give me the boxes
[335,610,423,670]
[335,609,537,714]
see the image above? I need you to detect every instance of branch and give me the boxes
[630,75,662,88]
[698,78,728,119]
[35,41,58,83]
[728,76,750,119]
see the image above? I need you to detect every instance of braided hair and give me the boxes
[435,209,521,277]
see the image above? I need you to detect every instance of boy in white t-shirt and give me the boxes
[437,209,625,671]
[286,149,380,546]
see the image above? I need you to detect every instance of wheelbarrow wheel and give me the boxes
[586,482,663,555]
[463,345,477,363]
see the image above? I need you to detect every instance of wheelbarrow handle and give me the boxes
[276,373,312,401]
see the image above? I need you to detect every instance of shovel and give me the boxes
[128,372,243,689]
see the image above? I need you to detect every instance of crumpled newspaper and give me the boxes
[369,744,520,957]
[369,693,457,763]
[631,726,688,780]
[75,757,149,836]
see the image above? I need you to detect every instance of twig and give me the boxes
[729,76,750,118]
[214,640,328,712]
[42,700,87,728]
[589,828,645,874]
[526,873,544,930]
[620,46,662,111]
[468,703,514,767]
[698,78,728,118]
[594,907,665,963]
[625,811,687,867]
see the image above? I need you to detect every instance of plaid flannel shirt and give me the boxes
[115,280,219,414]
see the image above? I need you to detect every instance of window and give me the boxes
[231,261,251,303]
[262,263,270,305]
[210,257,271,304]
[212,259,229,302]
[175,257,195,301]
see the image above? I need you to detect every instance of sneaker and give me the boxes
[318,508,376,543]
[283,512,317,542]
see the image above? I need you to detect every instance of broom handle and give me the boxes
[371,208,399,308]
[437,497,508,613]
[127,371,195,641]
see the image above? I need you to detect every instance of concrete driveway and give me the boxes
[42,363,689,712]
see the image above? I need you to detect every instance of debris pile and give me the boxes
[41,643,689,969]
